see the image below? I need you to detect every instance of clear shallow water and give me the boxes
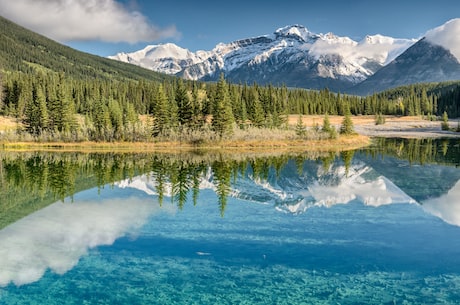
[1,139,460,304]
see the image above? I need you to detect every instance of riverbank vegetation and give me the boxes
[1,68,459,146]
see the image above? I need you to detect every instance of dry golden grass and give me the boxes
[5,114,438,153]
[0,116,20,131]
[0,134,371,153]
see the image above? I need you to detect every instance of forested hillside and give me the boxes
[0,16,169,82]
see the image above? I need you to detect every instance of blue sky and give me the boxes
[0,0,459,56]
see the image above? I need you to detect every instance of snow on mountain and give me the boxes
[351,19,460,95]
[425,18,460,62]
[109,25,415,90]
[273,24,319,43]
[108,43,207,75]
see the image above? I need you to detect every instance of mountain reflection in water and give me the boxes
[0,138,459,290]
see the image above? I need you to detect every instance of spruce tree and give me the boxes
[375,113,385,125]
[322,113,337,139]
[212,74,234,137]
[340,108,355,135]
[295,115,306,137]
[441,111,450,131]
[48,74,76,134]
[92,98,111,141]
[190,82,204,129]
[322,113,332,133]
[24,84,48,135]
[108,99,123,140]
[37,86,49,132]
[152,84,170,137]
[175,79,192,128]
[250,87,265,128]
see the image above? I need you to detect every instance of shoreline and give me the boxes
[1,115,459,152]
[291,115,460,139]
[0,135,371,153]
[353,119,460,139]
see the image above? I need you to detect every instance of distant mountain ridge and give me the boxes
[109,19,460,94]
[109,25,415,92]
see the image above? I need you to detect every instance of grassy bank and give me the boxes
[0,113,373,152]
[0,134,370,153]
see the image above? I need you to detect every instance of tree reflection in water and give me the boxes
[0,138,459,229]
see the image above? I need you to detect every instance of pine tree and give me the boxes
[239,94,248,129]
[92,98,111,141]
[374,113,385,125]
[212,74,234,137]
[48,74,76,134]
[4,79,21,116]
[340,108,355,135]
[322,113,332,133]
[23,82,48,135]
[249,87,265,128]
[321,113,337,139]
[152,84,171,137]
[108,99,123,140]
[295,115,306,137]
[441,111,450,131]
[176,79,192,128]
[37,86,49,132]
[190,82,205,129]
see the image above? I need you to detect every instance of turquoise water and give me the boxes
[1,141,460,304]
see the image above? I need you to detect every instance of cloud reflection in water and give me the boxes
[422,180,460,227]
[0,197,162,287]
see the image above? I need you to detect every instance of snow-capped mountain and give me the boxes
[109,19,460,94]
[351,18,460,95]
[109,43,209,75]
[109,25,414,92]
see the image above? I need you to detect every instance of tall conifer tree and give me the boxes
[176,79,192,127]
[152,84,170,137]
[212,74,234,137]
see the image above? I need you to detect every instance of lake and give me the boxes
[0,138,460,304]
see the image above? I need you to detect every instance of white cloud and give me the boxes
[422,179,460,227]
[0,196,171,287]
[0,0,180,43]
[309,35,415,66]
[425,18,460,62]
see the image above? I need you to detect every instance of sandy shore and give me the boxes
[353,119,460,138]
[289,115,460,139]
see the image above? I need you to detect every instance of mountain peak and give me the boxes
[274,25,316,42]
[142,43,192,59]
[425,18,460,62]
[362,34,394,45]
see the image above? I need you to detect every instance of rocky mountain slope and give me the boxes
[351,19,460,95]
[109,25,414,92]
[109,19,460,94]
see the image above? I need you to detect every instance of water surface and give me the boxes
[1,138,460,304]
